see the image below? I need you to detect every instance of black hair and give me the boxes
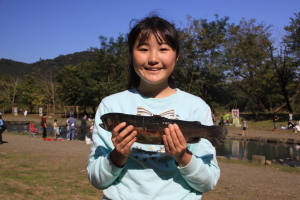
[127,15,179,89]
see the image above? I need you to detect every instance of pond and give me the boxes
[6,124,56,132]
[217,139,300,161]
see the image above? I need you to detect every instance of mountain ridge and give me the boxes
[0,51,94,77]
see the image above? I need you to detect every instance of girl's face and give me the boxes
[132,33,177,88]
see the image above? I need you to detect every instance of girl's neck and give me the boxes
[136,84,176,98]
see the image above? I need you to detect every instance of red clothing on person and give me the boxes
[41,117,46,127]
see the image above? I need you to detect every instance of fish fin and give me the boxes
[186,138,201,143]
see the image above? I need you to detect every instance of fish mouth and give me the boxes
[99,123,106,130]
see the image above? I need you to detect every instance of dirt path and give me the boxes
[1,131,299,199]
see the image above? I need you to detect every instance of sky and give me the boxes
[1,0,299,64]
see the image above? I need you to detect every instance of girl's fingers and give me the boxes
[164,124,187,155]
[112,122,127,137]
[111,123,137,155]
[163,129,170,152]
[173,124,186,145]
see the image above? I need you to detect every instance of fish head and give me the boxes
[100,114,115,131]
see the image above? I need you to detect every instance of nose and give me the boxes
[148,50,159,66]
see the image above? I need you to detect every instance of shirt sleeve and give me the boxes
[179,105,220,193]
[87,101,124,189]
[179,139,220,193]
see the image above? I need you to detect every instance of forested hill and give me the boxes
[0,51,94,77]
[0,59,32,77]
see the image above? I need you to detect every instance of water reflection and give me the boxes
[6,124,52,132]
[6,124,30,132]
[217,139,300,160]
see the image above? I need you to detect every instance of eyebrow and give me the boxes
[137,42,148,47]
[137,41,169,47]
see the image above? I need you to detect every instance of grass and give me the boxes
[0,140,102,200]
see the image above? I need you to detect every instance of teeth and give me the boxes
[146,68,161,71]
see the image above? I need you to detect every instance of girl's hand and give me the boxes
[110,122,137,167]
[163,124,192,167]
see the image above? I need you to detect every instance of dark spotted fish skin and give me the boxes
[100,113,227,147]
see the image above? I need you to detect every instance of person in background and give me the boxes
[293,121,300,133]
[0,115,7,144]
[225,118,231,125]
[89,122,94,134]
[24,109,28,119]
[67,114,77,140]
[241,119,248,136]
[80,115,87,141]
[87,15,220,200]
[289,113,293,121]
[273,114,279,131]
[219,116,225,126]
[53,119,59,139]
[41,114,47,138]
[212,113,216,125]
[286,120,295,129]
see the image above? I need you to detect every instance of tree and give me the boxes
[56,34,129,113]
[176,15,230,107]
[19,75,44,113]
[224,18,275,116]
[0,75,20,107]
[284,12,300,64]
[39,69,59,115]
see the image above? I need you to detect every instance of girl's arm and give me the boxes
[87,104,118,189]
[178,139,220,193]
[87,103,136,189]
[177,106,220,193]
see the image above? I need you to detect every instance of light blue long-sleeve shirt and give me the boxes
[87,89,220,200]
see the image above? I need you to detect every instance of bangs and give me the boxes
[137,28,171,47]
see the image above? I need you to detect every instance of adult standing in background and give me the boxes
[0,115,7,144]
[80,115,87,140]
[41,114,47,138]
[273,114,279,131]
[67,114,77,140]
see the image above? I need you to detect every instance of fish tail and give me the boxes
[211,126,228,147]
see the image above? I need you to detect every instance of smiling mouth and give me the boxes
[145,67,162,71]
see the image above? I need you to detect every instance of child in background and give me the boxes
[87,15,220,199]
[53,119,59,139]
[89,122,94,134]
[241,119,248,136]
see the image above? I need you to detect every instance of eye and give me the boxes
[160,48,169,51]
[139,48,148,51]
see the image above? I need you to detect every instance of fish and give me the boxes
[100,113,227,147]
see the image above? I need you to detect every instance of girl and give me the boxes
[53,119,59,139]
[241,119,248,136]
[87,15,220,200]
